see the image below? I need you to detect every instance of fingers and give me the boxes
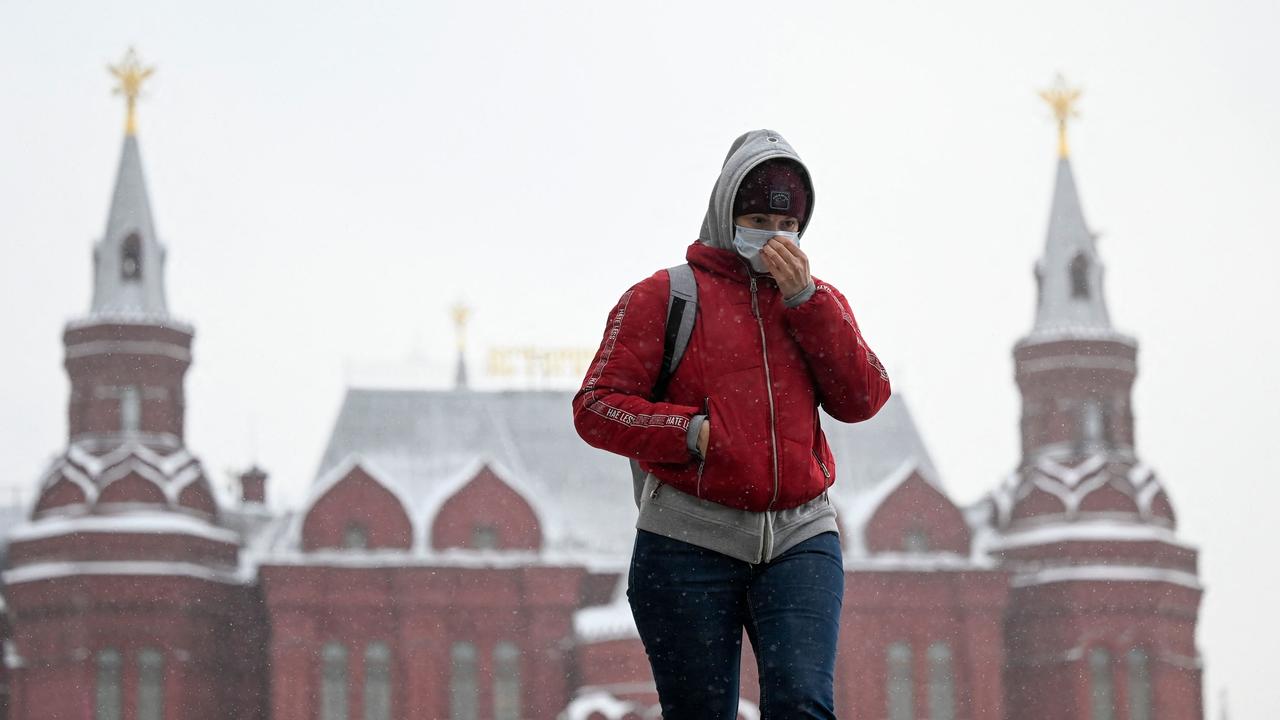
[762,236,811,296]
[768,236,808,270]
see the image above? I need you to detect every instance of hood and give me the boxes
[697,129,815,250]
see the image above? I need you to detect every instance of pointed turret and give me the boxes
[90,133,169,318]
[90,48,168,320]
[452,301,471,389]
[1030,156,1114,338]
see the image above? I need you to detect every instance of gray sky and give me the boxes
[2,0,1277,715]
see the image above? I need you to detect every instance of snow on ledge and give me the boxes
[560,690,640,720]
[1010,565,1201,590]
[2,560,247,587]
[844,552,996,572]
[574,603,639,644]
[992,520,1194,551]
[7,512,240,545]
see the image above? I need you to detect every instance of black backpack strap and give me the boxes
[632,264,699,498]
[651,264,698,402]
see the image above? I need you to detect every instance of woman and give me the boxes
[572,129,891,718]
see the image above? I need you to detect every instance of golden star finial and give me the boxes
[108,47,155,136]
[451,302,471,352]
[1039,73,1082,158]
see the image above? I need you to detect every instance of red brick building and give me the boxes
[0,79,1202,719]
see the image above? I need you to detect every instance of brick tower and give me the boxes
[986,77,1204,720]
[0,49,265,720]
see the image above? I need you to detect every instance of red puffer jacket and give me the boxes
[573,240,891,512]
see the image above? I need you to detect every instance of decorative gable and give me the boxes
[177,479,217,516]
[33,474,89,515]
[864,469,971,555]
[302,463,413,552]
[430,463,542,551]
[97,470,167,506]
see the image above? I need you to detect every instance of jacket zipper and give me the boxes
[696,397,709,498]
[750,276,781,562]
[813,449,831,480]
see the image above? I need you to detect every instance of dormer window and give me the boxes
[343,523,368,550]
[472,524,498,550]
[903,527,930,553]
[1070,252,1090,299]
[121,232,143,281]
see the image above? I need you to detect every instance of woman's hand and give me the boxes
[762,235,811,298]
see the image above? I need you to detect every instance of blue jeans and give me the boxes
[626,529,844,719]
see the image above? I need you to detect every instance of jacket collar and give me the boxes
[686,241,775,287]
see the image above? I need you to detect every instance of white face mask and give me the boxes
[733,225,800,274]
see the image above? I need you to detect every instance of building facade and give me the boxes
[0,67,1202,719]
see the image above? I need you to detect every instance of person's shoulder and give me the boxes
[627,268,674,296]
[606,269,672,314]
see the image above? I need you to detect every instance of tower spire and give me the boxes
[1028,75,1117,340]
[91,48,169,320]
[452,302,471,389]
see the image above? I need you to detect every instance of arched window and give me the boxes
[1080,397,1105,448]
[451,642,478,720]
[121,232,143,281]
[321,642,348,720]
[493,641,521,720]
[886,641,913,720]
[137,648,165,720]
[1089,647,1114,720]
[364,642,392,720]
[927,642,955,720]
[1070,252,1091,299]
[120,385,141,433]
[1127,648,1153,720]
[343,523,368,550]
[95,648,123,720]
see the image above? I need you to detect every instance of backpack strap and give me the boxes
[651,263,698,402]
[631,264,698,494]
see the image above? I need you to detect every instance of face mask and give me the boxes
[733,225,800,274]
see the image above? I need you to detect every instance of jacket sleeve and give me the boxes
[783,280,892,423]
[572,273,703,463]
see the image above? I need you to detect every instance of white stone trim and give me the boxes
[2,560,246,587]
[7,512,240,545]
[1010,564,1201,590]
[992,520,1195,551]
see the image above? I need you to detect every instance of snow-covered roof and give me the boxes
[987,450,1174,527]
[559,690,644,720]
[574,574,637,643]
[284,388,941,562]
[43,442,203,499]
